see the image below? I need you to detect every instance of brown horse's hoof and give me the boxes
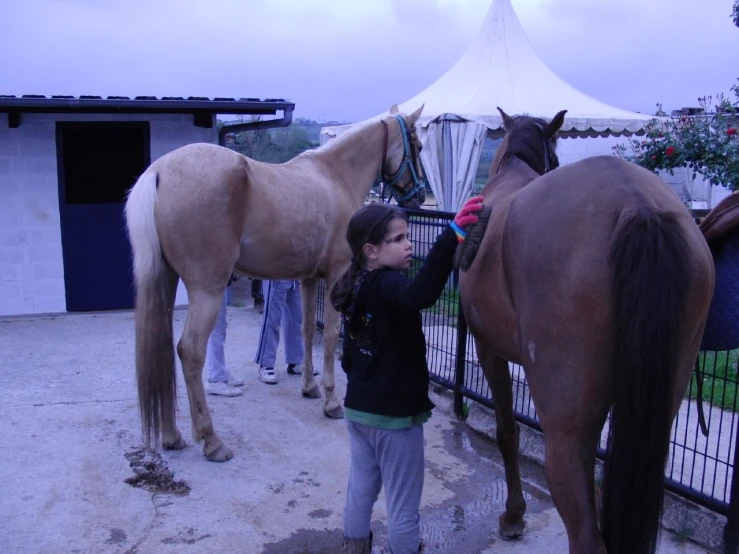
[497,517,525,540]
[324,405,345,419]
[302,386,321,399]
[162,437,187,450]
[205,444,233,463]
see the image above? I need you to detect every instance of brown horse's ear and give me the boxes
[546,110,568,137]
[407,104,424,126]
[497,107,515,130]
[389,104,400,115]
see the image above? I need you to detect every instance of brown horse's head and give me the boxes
[380,104,427,209]
[491,108,568,176]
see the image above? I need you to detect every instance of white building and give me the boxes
[0,95,294,316]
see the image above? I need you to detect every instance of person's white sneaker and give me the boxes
[260,366,277,385]
[206,381,243,397]
[227,373,244,387]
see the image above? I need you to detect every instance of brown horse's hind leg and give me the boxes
[177,290,233,462]
[544,430,606,554]
[479,348,527,539]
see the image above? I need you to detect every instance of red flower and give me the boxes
[651,155,657,161]
[665,146,675,156]
[728,128,737,136]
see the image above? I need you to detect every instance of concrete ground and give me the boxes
[0,302,714,554]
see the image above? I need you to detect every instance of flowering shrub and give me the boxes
[614,84,739,191]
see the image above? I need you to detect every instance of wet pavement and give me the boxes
[0,305,712,553]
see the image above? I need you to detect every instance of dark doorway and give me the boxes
[57,122,150,311]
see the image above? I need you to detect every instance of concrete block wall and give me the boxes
[0,112,216,316]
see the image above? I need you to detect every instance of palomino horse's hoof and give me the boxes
[162,437,187,450]
[324,405,345,419]
[302,386,321,399]
[497,518,525,540]
[205,444,233,463]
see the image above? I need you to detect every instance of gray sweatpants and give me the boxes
[253,280,303,369]
[344,420,425,554]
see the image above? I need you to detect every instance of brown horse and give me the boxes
[459,109,714,554]
[124,104,426,462]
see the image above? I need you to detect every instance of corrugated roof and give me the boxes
[0,94,294,116]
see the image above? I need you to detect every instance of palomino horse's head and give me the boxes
[378,104,427,209]
[491,108,568,176]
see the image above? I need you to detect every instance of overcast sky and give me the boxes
[2,0,737,123]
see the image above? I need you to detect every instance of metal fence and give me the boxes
[315,207,739,545]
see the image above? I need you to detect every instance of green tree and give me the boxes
[220,116,318,163]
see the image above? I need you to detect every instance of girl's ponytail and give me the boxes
[330,254,364,313]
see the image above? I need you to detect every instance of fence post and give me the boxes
[453,277,467,417]
[725,418,739,553]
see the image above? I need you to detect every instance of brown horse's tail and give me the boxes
[124,170,178,449]
[602,205,690,554]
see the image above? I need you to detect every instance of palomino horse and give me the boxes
[458,109,714,554]
[124,104,427,462]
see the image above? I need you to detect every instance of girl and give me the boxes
[330,197,484,554]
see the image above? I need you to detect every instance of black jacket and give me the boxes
[341,226,458,417]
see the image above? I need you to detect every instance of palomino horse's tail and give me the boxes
[602,205,690,554]
[125,170,178,449]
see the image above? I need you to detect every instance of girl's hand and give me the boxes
[451,196,485,242]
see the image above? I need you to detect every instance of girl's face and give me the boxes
[365,218,413,271]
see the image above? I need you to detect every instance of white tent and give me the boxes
[320,0,655,211]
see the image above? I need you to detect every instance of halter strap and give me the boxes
[377,116,427,204]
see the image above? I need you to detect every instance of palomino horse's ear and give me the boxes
[407,104,424,126]
[497,107,515,130]
[546,110,568,137]
[389,104,400,115]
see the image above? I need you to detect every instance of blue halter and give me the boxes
[376,115,428,205]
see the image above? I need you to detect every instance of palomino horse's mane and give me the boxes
[498,115,560,176]
[313,114,420,154]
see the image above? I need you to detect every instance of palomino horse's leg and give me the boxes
[320,299,344,419]
[176,289,233,462]
[542,423,606,553]
[478,345,527,539]
[161,264,186,450]
[299,278,343,418]
[299,278,321,400]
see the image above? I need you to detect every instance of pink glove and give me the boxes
[451,196,485,242]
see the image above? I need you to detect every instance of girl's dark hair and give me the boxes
[330,203,408,313]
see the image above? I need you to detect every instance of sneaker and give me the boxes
[206,381,243,397]
[227,373,244,387]
[260,366,277,385]
[287,363,319,376]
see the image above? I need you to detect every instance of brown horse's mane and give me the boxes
[499,115,559,175]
